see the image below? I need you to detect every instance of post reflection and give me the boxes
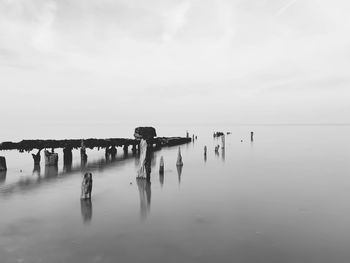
[0,170,6,184]
[177,165,183,185]
[0,151,136,197]
[137,178,151,221]
[44,165,58,178]
[80,199,93,224]
[159,173,164,187]
[32,164,41,176]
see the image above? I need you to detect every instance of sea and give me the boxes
[0,124,350,263]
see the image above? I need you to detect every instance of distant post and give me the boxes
[251,132,254,141]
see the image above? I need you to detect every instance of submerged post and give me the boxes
[81,173,93,199]
[0,156,7,171]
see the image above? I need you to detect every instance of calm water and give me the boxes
[1,125,350,263]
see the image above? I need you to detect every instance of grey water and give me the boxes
[1,125,350,263]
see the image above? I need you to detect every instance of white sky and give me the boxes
[1,0,350,129]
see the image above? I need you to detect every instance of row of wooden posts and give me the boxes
[0,142,140,171]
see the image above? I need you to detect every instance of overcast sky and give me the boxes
[1,0,350,131]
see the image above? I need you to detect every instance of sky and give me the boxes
[1,0,350,136]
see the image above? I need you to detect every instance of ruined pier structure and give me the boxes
[0,127,191,168]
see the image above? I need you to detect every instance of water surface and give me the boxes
[1,125,350,263]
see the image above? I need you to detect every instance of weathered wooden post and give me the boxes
[251,132,254,141]
[134,127,157,180]
[176,147,183,166]
[32,150,41,165]
[137,143,140,154]
[0,156,7,171]
[159,156,164,174]
[44,149,58,166]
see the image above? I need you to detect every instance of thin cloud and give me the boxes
[275,0,297,16]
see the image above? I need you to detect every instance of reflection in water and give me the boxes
[0,170,6,184]
[44,165,58,178]
[221,148,225,162]
[136,178,151,220]
[204,154,207,163]
[177,165,183,185]
[0,153,136,197]
[81,159,87,170]
[63,163,72,173]
[159,173,164,187]
[134,153,140,168]
[80,199,93,224]
[32,165,41,177]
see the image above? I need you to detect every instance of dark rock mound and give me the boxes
[134,127,157,140]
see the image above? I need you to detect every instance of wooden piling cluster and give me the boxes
[0,136,191,167]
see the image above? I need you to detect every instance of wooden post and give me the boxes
[251,132,254,141]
